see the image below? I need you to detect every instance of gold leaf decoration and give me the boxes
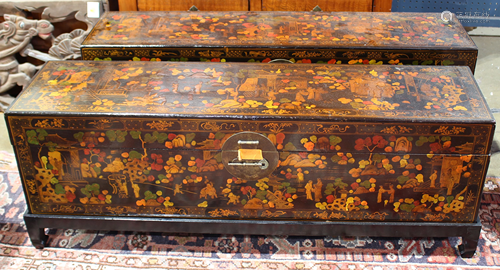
[146,120,175,130]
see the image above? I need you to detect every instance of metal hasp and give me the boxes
[311,5,323,12]
[222,132,278,180]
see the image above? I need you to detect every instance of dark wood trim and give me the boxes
[24,210,481,258]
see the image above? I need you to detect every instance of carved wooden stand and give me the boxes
[24,210,481,258]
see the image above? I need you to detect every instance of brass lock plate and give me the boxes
[221,132,279,180]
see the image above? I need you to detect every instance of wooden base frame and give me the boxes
[24,210,481,258]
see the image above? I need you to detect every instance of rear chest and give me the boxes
[6,61,494,222]
[81,11,478,72]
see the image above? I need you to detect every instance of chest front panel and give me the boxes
[7,116,492,222]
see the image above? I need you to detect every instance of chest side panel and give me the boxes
[7,115,492,222]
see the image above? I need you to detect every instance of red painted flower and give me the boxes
[372,135,388,148]
[242,23,255,28]
[66,191,76,202]
[213,139,221,149]
[354,138,366,151]
[429,142,442,152]
[195,159,205,167]
[241,186,256,196]
[326,195,335,203]
[152,163,163,171]
[364,137,373,147]
[148,81,163,86]
[351,182,359,190]
[168,134,177,141]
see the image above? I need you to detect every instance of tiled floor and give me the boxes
[1,31,500,176]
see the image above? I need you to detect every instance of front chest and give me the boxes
[6,61,494,223]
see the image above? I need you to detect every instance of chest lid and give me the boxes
[6,61,493,125]
[82,11,476,50]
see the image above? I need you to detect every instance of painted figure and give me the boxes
[305,180,313,200]
[48,151,65,180]
[194,81,202,95]
[200,182,218,199]
[314,179,323,202]
[227,193,240,205]
[377,184,395,203]
[174,183,183,195]
[440,157,462,195]
[108,174,129,198]
[430,170,438,188]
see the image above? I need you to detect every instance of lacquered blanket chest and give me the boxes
[6,61,493,256]
[81,11,478,72]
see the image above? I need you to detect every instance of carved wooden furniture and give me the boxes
[81,11,478,72]
[5,61,494,257]
[0,0,109,95]
[0,0,108,26]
